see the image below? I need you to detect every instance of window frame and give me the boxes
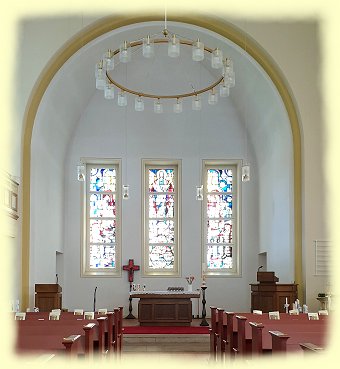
[81,158,122,277]
[142,159,181,277]
[202,159,241,277]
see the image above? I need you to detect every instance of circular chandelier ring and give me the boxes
[106,39,224,99]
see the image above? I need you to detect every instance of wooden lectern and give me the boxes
[250,272,297,313]
[35,284,62,312]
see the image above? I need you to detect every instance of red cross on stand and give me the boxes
[123,259,140,283]
[123,259,140,319]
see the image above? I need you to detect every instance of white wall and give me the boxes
[17,16,326,313]
[30,99,66,292]
[60,89,261,312]
[234,20,328,309]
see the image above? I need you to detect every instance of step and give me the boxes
[124,334,210,344]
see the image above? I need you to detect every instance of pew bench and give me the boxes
[210,309,328,360]
[299,342,324,353]
[15,309,123,358]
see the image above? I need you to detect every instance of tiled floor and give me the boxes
[122,318,211,361]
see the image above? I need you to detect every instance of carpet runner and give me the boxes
[123,325,210,334]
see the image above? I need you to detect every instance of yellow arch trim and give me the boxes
[21,14,302,308]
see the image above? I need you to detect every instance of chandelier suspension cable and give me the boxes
[122,63,130,199]
[124,62,128,182]
[164,6,167,33]
[196,62,204,201]
[242,22,250,182]
[244,29,248,162]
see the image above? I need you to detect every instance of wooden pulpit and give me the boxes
[257,271,279,283]
[35,284,62,312]
[250,272,297,313]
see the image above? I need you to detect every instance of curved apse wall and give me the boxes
[26,16,299,311]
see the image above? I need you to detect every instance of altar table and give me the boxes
[130,291,200,326]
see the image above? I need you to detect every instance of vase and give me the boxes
[187,284,193,292]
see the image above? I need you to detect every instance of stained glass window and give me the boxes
[207,169,232,193]
[148,195,174,218]
[90,168,116,192]
[143,161,180,275]
[204,162,239,275]
[83,162,121,277]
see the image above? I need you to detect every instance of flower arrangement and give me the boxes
[186,276,195,285]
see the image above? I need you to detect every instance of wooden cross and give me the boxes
[123,259,140,283]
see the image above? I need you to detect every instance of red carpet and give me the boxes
[123,325,210,334]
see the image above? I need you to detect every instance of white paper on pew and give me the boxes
[38,318,44,320]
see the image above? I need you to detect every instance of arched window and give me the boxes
[142,160,181,276]
[81,160,121,277]
[203,160,240,276]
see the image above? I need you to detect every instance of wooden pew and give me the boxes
[250,313,327,353]
[233,315,252,356]
[217,311,237,361]
[83,323,96,358]
[216,308,226,358]
[62,334,83,357]
[97,316,108,355]
[269,330,290,353]
[105,312,114,354]
[249,322,269,356]
[299,343,324,353]
[113,308,120,353]
[118,306,124,353]
[209,306,218,359]
[210,309,328,359]
[67,313,118,357]
[249,320,290,355]
[225,311,236,356]
[15,310,120,358]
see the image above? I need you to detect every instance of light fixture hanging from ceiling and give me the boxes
[77,164,85,181]
[242,22,250,182]
[95,18,235,113]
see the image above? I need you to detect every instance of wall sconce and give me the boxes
[123,185,130,199]
[196,185,203,201]
[241,164,250,182]
[77,165,85,181]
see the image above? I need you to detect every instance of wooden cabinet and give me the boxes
[250,272,297,313]
[35,284,62,312]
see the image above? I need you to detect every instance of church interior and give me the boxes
[1,4,335,361]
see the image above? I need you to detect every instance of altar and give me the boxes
[130,291,200,326]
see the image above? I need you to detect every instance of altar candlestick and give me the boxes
[202,263,206,279]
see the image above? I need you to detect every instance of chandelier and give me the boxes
[95,24,235,113]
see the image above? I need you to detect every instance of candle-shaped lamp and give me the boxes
[202,263,206,285]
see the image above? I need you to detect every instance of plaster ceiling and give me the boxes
[35,20,290,164]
